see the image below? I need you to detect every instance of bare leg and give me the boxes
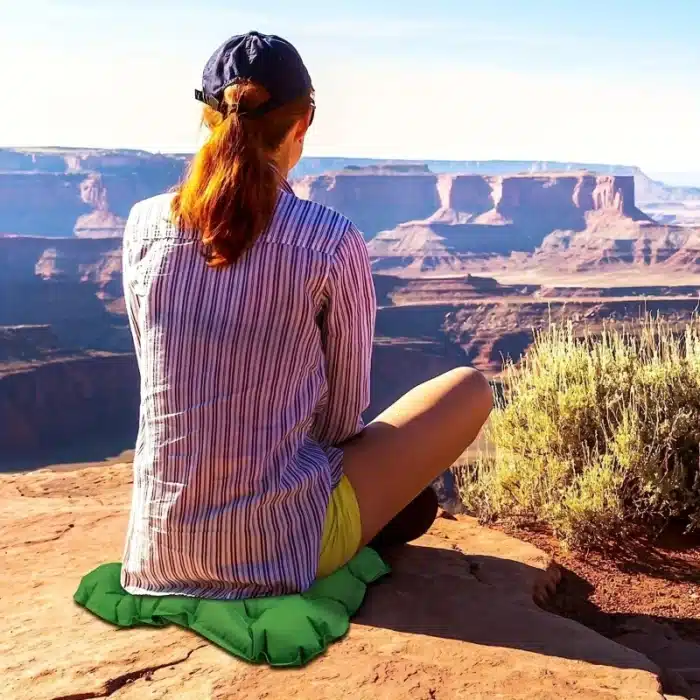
[342,367,493,546]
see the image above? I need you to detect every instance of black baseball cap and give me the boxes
[195,31,313,117]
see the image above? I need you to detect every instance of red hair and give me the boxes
[172,81,313,267]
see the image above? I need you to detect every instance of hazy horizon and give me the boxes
[2,1,699,177]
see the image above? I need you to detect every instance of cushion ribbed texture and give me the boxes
[73,547,389,667]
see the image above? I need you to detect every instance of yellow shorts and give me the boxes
[317,475,363,578]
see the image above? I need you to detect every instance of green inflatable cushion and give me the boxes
[73,547,389,667]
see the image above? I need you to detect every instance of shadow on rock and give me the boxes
[356,544,662,675]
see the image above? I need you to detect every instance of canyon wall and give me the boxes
[295,170,655,252]
[292,170,442,237]
[0,149,187,237]
[0,354,140,470]
[1,155,698,468]
[294,159,700,208]
[5,276,699,470]
[0,171,182,237]
[3,147,698,238]
[0,325,61,363]
[7,169,684,288]
[0,332,468,471]
[435,172,645,224]
[0,236,129,352]
[0,147,188,174]
[0,235,123,284]
[488,173,647,224]
[2,226,699,469]
[362,172,696,275]
[0,234,470,468]
[534,216,700,271]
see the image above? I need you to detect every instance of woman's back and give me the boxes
[120,185,374,599]
[118,29,491,604]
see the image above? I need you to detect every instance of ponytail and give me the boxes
[172,81,313,267]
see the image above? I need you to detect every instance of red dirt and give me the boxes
[492,521,700,643]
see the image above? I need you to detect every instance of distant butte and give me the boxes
[2,147,700,238]
[291,169,699,275]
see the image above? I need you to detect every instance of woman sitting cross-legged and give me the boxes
[120,31,493,600]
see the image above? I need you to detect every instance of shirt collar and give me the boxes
[279,177,294,195]
[271,163,294,195]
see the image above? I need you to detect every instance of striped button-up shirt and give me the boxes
[120,180,375,599]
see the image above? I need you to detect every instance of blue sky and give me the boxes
[1,0,699,179]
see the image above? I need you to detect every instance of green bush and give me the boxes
[455,316,700,548]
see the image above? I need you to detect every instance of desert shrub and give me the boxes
[455,316,700,548]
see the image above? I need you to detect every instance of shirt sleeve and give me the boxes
[312,223,376,447]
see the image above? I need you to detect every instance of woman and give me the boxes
[120,31,492,600]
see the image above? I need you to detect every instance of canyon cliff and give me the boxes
[2,150,699,469]
[362,172,699,275]
[0,236,129,352]
[0,354,139,469]
[297,170,651,241]
[291,166,441,237]
[0,236,472,469]
[3,228,699,470]
[0,149,187,237]
[0,339,470,470]
[2,147,698,238]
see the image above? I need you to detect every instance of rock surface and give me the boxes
[612,618,700,699]
[0,463,678,699]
